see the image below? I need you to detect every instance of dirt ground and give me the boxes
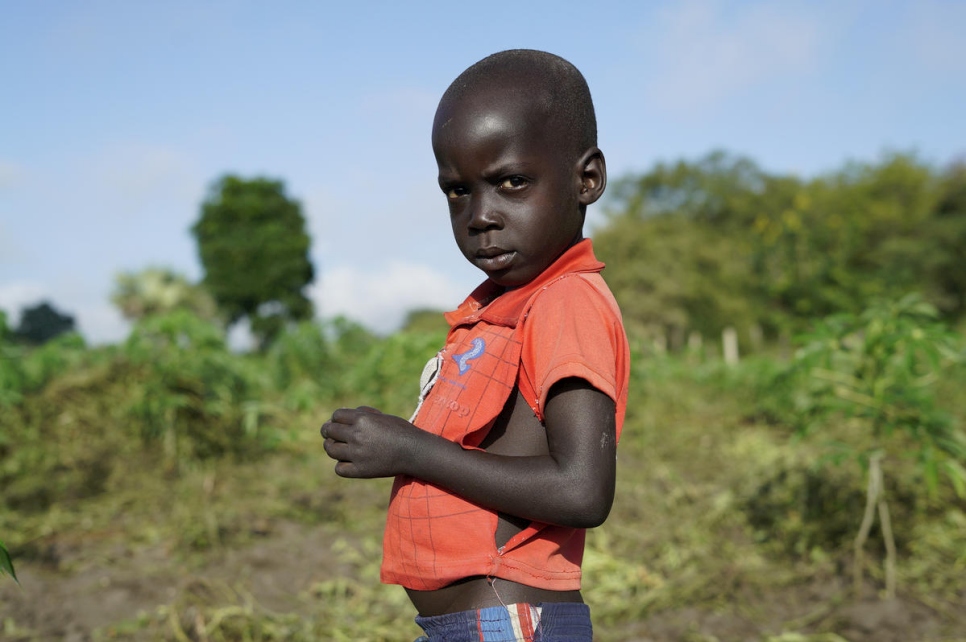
[1,518,963,642]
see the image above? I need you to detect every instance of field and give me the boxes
[1,318,965,641]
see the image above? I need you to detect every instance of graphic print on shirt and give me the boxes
[453,337,485,374]
[413,327,520,448]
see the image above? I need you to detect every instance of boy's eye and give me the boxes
[444,185,467,200]
[500,176,528,190]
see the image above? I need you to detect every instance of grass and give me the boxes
[2,337,965,641]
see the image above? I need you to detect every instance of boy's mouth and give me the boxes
[474,247,515,271]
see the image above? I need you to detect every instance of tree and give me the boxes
[595,151,966,345]
[192,175,315,348]
[399,308,449,335]
[924,162,966,319]
[15,301,76,345]
[595,152,773,344]
[111,267,217,321]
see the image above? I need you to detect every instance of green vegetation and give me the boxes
[192,175,315,349]
[112,268,219,322]
[2,152,965,640]
[595,152,966,345]
[9,301,75,346]
[0,539,17,585]
[776,295,966,599]
[1,309,963,640]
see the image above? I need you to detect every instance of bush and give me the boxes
[123,311,269,462]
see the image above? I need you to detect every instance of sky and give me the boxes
[2,0,964,345]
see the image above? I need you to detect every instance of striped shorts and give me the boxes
[414,602,592,642]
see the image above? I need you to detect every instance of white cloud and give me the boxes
[0,281,49,325]
[0,280,129,345]
[71,299,129,346]
[313,261,472,334]
[641,0,827,111]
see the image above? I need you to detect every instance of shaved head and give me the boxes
[436,49,597,162]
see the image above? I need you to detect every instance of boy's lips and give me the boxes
[474,247,515,271]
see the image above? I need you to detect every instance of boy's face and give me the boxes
[432,84,587,287]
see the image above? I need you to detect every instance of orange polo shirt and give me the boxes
[380,239,630,591]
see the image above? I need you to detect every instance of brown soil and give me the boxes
[0,520,341,641]
[1,520,963,641]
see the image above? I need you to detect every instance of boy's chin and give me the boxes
[484,270,537,289]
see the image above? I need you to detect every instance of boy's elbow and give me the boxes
[578,497,613,529]
[561,485,614,529]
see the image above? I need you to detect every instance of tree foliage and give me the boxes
[595,151,966,347]
[14,301,76,345]
[112,267,218,321]
[192,175,314,348]
[924,162,966,318]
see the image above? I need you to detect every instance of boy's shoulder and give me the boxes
[525,270,623,324]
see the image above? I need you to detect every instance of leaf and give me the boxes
[0,539,19,586]
[944,460,966,499]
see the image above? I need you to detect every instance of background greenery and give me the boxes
[1,152,965,641]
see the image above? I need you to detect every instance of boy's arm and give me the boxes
[321,377,616,529]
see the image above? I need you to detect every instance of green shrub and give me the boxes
[341,328,446,417]
[123,311,269,462]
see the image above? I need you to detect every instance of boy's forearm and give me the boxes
[404,431,613,529]
[402,385,617,529]
[323,385,617,528]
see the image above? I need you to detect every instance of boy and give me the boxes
[321,49,629,641]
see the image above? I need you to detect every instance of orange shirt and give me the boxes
[381,239,630,591]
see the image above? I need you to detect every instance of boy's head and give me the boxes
[432,50,606,287]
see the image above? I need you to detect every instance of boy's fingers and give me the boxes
[323,437,351,461]
[356,405,382,414]
[320,420,347,441]
[331,407,371,424]
[323,421,355,444]
[334,461,360,478]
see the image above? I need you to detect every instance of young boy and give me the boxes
[321,49,629,641]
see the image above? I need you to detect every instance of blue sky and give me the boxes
[2,0,964,344]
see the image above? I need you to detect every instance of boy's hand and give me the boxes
[320,407,422,478]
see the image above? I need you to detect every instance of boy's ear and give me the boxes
[576,147,607,206]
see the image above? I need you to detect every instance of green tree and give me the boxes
[192,175,314,348]
[923,162,966,319]
[14,300,76,345]
[595,152,772,344]
[596,151,965,345]
[112,267,218,321]
[400,308,449,335]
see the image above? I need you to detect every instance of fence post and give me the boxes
[722,326,739,365]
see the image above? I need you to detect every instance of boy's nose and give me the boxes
[467,194,502,231]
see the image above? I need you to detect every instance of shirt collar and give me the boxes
[444,239,605,329]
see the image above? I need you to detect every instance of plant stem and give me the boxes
[877,474,897,599]
[853,451,882,598]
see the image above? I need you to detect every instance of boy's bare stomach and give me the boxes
[406,389,583,617]
[406,573,582,617]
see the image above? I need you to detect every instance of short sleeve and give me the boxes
[517,273,629,431]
